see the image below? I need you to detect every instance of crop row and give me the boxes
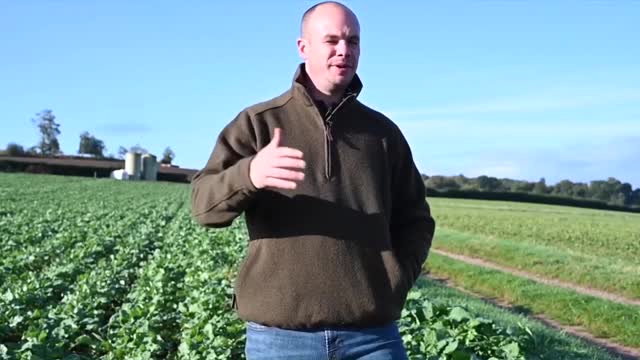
[0,175,536,359]
[1,180,185,359]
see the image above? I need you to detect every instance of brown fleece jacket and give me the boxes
[191,63,436,330]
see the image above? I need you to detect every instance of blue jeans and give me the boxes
[244,320,409,360]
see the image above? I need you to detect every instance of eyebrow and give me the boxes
[323,34,360,41]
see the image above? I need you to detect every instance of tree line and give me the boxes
[4,110,638,208]
[423,174,640,208]
[2,109,176,164]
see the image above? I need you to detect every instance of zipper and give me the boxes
[322,92,357,180]
[324,120,333,179]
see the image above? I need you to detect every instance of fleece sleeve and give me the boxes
[389,126,437,288]
[191,110,260,228]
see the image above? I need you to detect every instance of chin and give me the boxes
[333,75,354,86]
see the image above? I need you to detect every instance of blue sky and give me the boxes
[1,1,639,188]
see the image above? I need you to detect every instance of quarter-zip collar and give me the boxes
[291,63,363,179]
[291,63,363,109]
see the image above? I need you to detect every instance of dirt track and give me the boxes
[428,249,640,360]
[431,248,640,307]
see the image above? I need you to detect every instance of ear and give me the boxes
[297,38,309,61]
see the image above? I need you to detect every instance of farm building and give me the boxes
[0,154,197,183]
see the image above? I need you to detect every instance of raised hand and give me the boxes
[249,128,306,190]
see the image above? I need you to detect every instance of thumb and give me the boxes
[270,128,282,148]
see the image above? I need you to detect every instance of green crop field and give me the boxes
[428,198,640,300]
[0,173,629,359]
[426,197,640,351]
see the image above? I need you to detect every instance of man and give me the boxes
[191,1,436,358]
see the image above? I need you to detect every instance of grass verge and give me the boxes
[433,228,640,300]
[423,252,640,349]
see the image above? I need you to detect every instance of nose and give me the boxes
[336,40,351,58]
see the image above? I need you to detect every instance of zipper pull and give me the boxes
[325,120,333,141]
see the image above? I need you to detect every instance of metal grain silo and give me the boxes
[141,153,158,181]
[125,152,142,180]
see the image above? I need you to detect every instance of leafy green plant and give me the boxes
[399,290,532,360]
[2,174,621,360]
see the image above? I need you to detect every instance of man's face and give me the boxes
[298,5,360,94]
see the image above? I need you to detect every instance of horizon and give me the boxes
[1,1,638,188]
[1,152,636,191]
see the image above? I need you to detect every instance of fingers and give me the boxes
[266,168,305,182]
[256,128,307,191]
[263,177,299,190]
[275,147,304,159]
[272,157,306,170]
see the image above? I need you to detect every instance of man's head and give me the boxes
[297,1,360,96]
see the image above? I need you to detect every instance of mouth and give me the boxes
[332,64,352,70]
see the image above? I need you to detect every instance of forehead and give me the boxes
[307,6,360,38]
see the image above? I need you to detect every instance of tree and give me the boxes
[533,177,547,194]
[631,189,640,207]
[510,180,534,193]
[589,179,618,202]
[571,183,589,198]
[78,131,106,158]
[117,146,128,159]
[452,174,470,189]
[129,144,148,155]
[609,192,626,206]
[426,175,459,191]
[476,175,502,192]
[619,182,633,204]
[32,109,61,156]
[552,179,575,197]
[161,147,175,164]
[6,143,26,156]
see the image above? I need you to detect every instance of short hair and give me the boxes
[300,1,354,38]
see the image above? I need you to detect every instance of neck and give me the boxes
[308,85,343,107]
[303,72,345,106]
